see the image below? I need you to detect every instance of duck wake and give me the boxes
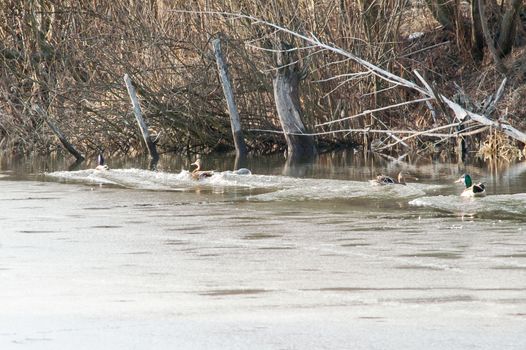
[45,168,443,201]
[409,194,526,219]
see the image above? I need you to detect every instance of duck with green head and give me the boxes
[455,174,485,197]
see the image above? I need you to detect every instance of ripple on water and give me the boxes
[409,193,526,219]
[248,180,440,202]
[399,251,464,259]
[18,230,58,234]
[199,289,269,296]
[242,233,281,240]
[163,239,188,246]
[89,225,123,229]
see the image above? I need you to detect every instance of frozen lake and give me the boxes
[1,154,525,349]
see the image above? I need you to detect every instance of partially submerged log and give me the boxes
[123,74,159,170]
[212,36,247,160]
[273,41,316,162]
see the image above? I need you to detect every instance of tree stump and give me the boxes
[273,41,316,162]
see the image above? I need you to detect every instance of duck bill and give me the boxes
[454,178,463,183]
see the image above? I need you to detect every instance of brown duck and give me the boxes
[372,172,406,185]
[190,159,214,180]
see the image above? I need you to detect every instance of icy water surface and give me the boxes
[1,153,525,349]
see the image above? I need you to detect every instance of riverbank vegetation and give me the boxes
[1,0,525,163]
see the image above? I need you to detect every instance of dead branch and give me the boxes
[34,105,84,161]
[123,74,159,169]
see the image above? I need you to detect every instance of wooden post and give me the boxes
[35,105,84,162]
[123,74,159,169]
[273,41,317,162]
[212,37,247,159]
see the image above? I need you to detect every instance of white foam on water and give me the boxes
[409,193,526,217]
[248,179,443,201]
[46,168,199,190]
[45,168,447,202]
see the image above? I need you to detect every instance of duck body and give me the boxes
[190,159,214,180]
[372,172,406,186]
[456,174,486,197]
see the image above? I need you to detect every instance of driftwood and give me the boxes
[35,105,84,161]
[212,36,247,160]
[123,74,159,170]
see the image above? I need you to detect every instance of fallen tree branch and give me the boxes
[34,105,85,161]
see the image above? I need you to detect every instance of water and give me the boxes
[1,153,525,349]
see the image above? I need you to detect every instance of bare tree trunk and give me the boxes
[212,36,247,160]
[123,74,159,169]
[478,0,507,74]
[496,0,523,57]
[273,42,317,162]
[471,0,484,61]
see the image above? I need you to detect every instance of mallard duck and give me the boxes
[95,153,109,171]
[372,172,406,185]
[455,174,486,197]
[190,159,214,180]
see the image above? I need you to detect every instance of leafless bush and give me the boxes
[0,0,524,158]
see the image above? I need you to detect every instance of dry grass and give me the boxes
[477,129,524,163]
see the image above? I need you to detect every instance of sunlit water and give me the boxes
[1,153,525,349]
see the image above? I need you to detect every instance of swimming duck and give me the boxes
[372,172,406,185]
[455,174,486,197]
[95,153,109,171]
[190,159,214,180]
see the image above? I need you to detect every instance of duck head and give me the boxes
[455,174,472,188]
[190,159,202,172]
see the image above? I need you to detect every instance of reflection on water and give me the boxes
[1,152,526,349]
